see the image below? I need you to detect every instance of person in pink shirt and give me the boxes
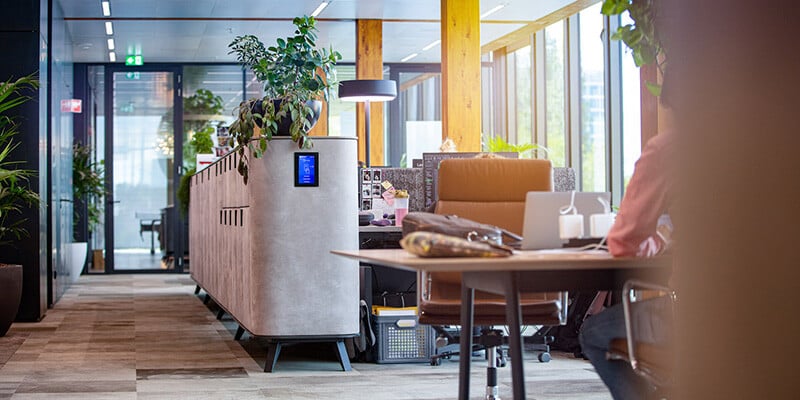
[579,128,675,399]
[608,128,674,258]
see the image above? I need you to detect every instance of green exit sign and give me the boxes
[125,55,143,66]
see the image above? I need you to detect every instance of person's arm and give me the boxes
[607,131,673,257]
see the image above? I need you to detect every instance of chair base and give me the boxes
[428,325,553,365]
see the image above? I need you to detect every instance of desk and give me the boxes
[332,249,671,400]
[358,225,415,309]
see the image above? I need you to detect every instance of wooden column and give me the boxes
[308,70,329,137]
[441,0,481,151]
[356,19,384,165]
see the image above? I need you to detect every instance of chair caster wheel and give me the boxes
[538,352,551,363]
[430,358,442,366]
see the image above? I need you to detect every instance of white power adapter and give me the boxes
[559,214,585,239]
[590,213,615,237]
[558,191,585,240]
[589,196,615,238]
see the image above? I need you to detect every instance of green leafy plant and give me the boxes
[228,16,341,183]
[601,0,664,95]
[72,143,105,235]
[0,75,40,246]
[182,88,223,169]
[176,127,214,216]
[178,88,223,216]
[177,167,194,217]
[184,88,224,116]
[482,134,550,159]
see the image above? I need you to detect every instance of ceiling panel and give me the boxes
[59,0,590,64]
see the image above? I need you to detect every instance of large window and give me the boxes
[513,45,533,146]
[620,12,642,190]
[487,5,647,201]
[578,3,607,192]
[544,21,566,168]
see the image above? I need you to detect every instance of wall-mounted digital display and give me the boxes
[294,152,319,187]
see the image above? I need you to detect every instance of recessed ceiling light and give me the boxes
[107,38,115,50]
[480,4,506,19]
[109,52,116,62]
[105,21,114,35]
[401,53,418,63]
[311,1,330,17]
[101,1,111,17]
[422,40,441,51]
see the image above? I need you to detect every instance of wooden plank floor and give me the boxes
[0,274,611,399]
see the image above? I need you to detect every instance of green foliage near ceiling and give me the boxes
[601,0,664,96]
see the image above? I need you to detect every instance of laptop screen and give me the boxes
[520,191,611,250]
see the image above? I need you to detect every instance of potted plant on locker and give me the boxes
[0,74,39,336]
[227,15,341,183]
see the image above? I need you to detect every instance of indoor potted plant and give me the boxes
[601,0,665,95]
[69,142,104,281]
[0,74,39,336]
[227,15,341,183]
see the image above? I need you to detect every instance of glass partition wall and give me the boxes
[86,64,245,272]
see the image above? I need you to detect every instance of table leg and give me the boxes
[505,274,526,400]
[458,283,475,400]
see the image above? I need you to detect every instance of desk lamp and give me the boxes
[338,79,397,167]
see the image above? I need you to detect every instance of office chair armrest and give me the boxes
[621,279,675,373]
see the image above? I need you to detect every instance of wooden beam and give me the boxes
[441,0,481,151]
[398,72,439,92]
[356,19,385,166]
[481,0,600,55]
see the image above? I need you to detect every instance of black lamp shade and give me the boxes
[338,79,397,102]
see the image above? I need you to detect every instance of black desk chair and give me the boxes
[135,212,162,254]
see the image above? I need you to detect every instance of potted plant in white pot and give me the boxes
[227,15,341,183]
[0,74,39,336]
[69,142,104,282]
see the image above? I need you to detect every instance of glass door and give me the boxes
[104,66,184,272]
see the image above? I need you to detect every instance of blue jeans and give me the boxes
[579,296,672,400]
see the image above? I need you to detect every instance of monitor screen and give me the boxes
[294,152,319,187]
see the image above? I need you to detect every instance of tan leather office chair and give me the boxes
[606,280,675,397]
[418,158,567,397]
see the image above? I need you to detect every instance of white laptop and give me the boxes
[520,191,611,250]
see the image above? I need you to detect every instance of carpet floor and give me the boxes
[0,274,611,399]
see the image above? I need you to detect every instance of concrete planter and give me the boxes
[0,263,23,336]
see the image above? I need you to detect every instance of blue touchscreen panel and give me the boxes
[294,152,318,187]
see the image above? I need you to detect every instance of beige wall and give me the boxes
[668,1,800,397]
